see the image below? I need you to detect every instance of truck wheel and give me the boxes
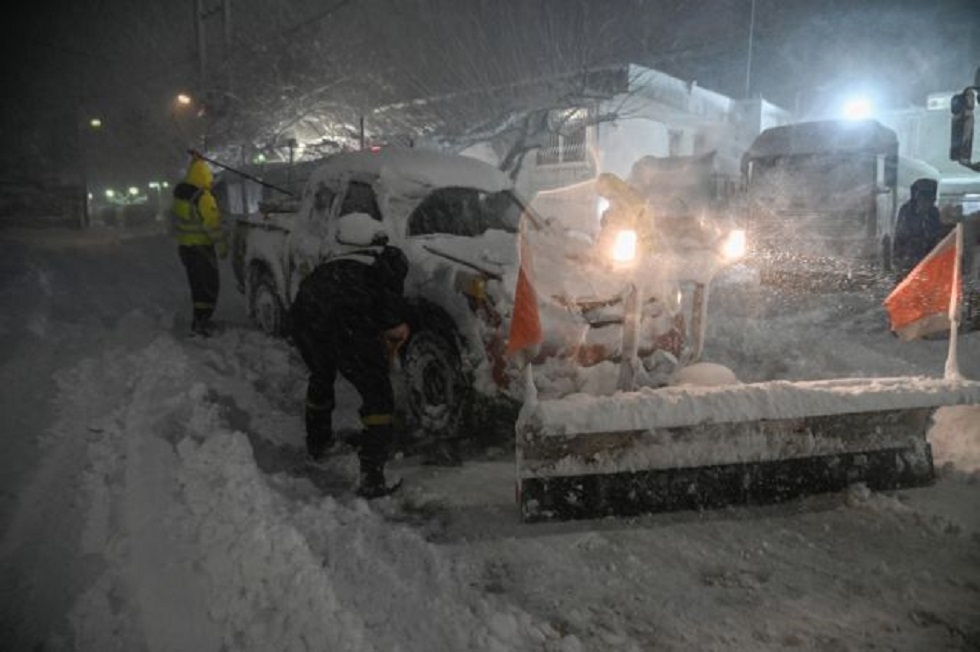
[400,329,468,441]
[251,272,287,337]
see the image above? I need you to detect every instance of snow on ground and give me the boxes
[2,225,979,651]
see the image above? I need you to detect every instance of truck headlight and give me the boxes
[611,229,638,264]
[721,229,746,260]
[456,272,487,301]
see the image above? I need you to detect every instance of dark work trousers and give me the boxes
[292,315,395,472]
[178,245,219,328]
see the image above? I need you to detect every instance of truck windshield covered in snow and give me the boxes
[407,187,522,237]
[741,119,900,285]
[746,154,877,237]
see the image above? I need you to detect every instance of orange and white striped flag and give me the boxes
[506,219,543,357]
[884,225,962,342]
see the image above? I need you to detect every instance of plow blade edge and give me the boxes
[516,377,980,523]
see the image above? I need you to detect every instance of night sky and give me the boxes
[2,0,977,186]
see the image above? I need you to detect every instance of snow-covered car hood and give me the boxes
[406,229,516,279]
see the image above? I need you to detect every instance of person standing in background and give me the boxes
[170,153,227,337]
[893,178,947,280]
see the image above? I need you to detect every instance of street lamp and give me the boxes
[76,109,104,228]
[842,97,873,120]
[171,92,203,149]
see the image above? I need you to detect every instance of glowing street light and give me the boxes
[88,117,103,129]
[176,93,193,107]
[105,189,116,199]
[842,97,873,120]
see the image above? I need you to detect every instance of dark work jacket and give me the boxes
[291,246,409,336]
[893,201,947,274]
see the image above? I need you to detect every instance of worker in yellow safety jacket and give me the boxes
[170,154,227,336]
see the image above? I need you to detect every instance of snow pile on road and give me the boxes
[53,327,572,651]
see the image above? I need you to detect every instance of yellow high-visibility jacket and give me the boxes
[170,158,224,247]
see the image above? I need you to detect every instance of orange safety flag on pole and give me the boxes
[884,225,962,342]
[506,223,543,357]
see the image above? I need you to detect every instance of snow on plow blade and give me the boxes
[516,377,980,523]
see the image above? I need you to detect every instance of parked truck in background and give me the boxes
[739,119,908,290]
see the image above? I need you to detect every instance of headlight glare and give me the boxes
[611,229,638,264]
[722,229,746,260]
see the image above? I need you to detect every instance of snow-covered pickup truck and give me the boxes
[230,149,695,441]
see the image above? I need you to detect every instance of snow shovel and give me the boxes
[515,376,980,523]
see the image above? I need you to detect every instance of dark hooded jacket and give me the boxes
[290,246,410,335]
[893,178,947,274]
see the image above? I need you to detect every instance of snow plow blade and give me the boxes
[516,377,980,523]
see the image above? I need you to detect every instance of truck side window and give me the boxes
[339,180,382,220]
[408,188,521,236]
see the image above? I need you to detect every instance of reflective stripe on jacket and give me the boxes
[170,182,223,247]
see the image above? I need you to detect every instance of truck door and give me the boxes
[286,181,337,303]
[873,153,898,270]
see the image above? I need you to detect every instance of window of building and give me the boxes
[537,108,589,165]
[669,130,684,156]
[694,132,708,154]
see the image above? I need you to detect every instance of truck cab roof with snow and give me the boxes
[744,119,898,159]
[307,148,512,194]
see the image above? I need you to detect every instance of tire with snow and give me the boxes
[400,328,469,442]
[251,270,288,337]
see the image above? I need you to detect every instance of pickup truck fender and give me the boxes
[241,224,292,334]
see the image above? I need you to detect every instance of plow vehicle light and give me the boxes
[611,229,638,264]
[722,229,746,260]
[456,272,488,301]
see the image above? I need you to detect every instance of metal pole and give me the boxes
[617,282,640,392]
[223,0,232,94]
[196,0,207,88]
[187,149,296,197]
[75,102,91,229]
[744,0,756,99]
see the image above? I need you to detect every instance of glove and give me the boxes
[216,239,229,259]
[383,323,410,361]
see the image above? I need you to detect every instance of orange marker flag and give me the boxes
[506,221,543,357]
[884,226,961,342]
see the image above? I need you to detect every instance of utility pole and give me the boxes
[194,0,232,151]
[224,0,233,96]
[744,0,756,99]
[195,0,207,90]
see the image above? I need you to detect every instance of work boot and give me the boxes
[356,464,387,499]
[306,431,334,463]
[191,318,214,338]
